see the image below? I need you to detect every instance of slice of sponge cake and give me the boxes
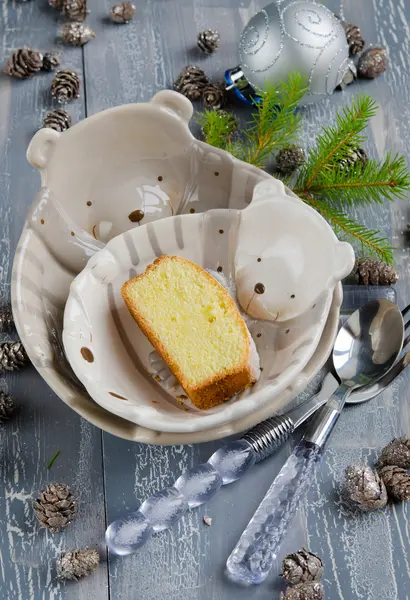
[121,255,260,410]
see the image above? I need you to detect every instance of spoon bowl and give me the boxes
[333,299,404,387]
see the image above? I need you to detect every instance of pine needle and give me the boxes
[47,450,60,470]
[196,110,237,150]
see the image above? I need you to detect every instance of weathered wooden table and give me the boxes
[1,1,409,598]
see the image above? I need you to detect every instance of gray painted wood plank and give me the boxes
[0,2,108,599]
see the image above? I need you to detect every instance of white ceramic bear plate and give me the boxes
[12,90,348,443]
[63,178,353,433]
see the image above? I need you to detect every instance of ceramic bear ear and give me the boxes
[250,178,288,204]
[151,90,193,124]
[27,128,61,170]
[334,241,355,280]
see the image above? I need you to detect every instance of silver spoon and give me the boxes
[226,299,404,585]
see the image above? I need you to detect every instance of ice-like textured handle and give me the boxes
[226,440,322,585]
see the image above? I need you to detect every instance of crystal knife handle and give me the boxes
[226,439,322,585]
[226,383,352,585]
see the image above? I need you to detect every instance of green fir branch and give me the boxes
[296,95,377,191]
[294,152,410,206]
[300,192,394,263]
[196,109,237,150]
[242,73,308,167]
[198,73,308,167]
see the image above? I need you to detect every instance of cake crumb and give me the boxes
[203,515,212,527]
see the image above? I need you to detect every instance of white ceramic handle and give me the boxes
[151,90,193,124]
[27,128,61,170]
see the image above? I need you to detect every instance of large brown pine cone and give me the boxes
[379,465,410,501]
[378,438,410,470]
[0,341,29,372]
[56,547,100,580]
[174,66,209,101]
[281,548,324,586]
[4,47,43,78]
[51,69,80,103]
[34,483,76,533]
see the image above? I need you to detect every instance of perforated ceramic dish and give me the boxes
[13,90,347,444]
[63,178,353,433]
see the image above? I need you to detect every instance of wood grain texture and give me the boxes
[0,2,107,599]
[1,0,410,598]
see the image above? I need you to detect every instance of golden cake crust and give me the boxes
[121,255,256,410]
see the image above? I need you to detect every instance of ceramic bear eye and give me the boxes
[81,347,94,363]
[291,294,295,299]
[129,209,145,223]
[254,283,265,294]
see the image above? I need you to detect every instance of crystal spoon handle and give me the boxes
[226,384,352,585]
[105,383,336,556]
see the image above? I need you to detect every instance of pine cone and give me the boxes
[62,0,89,21]
[0,305,14,332]
[60,22,96,46]
[203,82,226,109]
[379,465,410,501]
[281,549,324,586]
[174,66,209,101]
[342,21,365,56]
[110,2,136,23]
[378,437,410,470]
[276,145,306,174]
[34,483,76,533]
[4,47,43,79]
[0,392,15,424]
[42,52,61,72]
[43,109,72,133]
[51,69,80,103]
[57,547,100,580]
[0,341,29,372]
[338,147,368,170]
[349,257,398,286]
[280,582,325,600]
[343,465,388,511]
[197,29,220,54]
[358,48,387,79]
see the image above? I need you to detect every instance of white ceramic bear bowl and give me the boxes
[12,90,349,443]
[63,178,353,433]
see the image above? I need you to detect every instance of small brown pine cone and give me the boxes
[0,341,29,372]
[342,21,365,55]
[4,47,43,79]
[281,548,324,586]
[51,69,80,103]
[379,465,410,501]
[280,582,325,600]
[343,465,388,511]
[337,66,356,90]
[62,0,89,22]
[0,305,14,332]
[349,257,398,286]
[57,547,100,580]
[203,82,226,109]
[276,145,306,174]
[0,392,15,424]
[339,147,368,170]
[197,29,220,54]
[42,52,61,72]
[174,66,209,101]
[110,2,136,23]
[34,483,76,533]
[378,438,410,470]
[43,109,72,132]
[60,22,96,46]
[358,48,387,79]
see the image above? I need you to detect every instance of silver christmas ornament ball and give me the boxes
[236,0,354,105]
